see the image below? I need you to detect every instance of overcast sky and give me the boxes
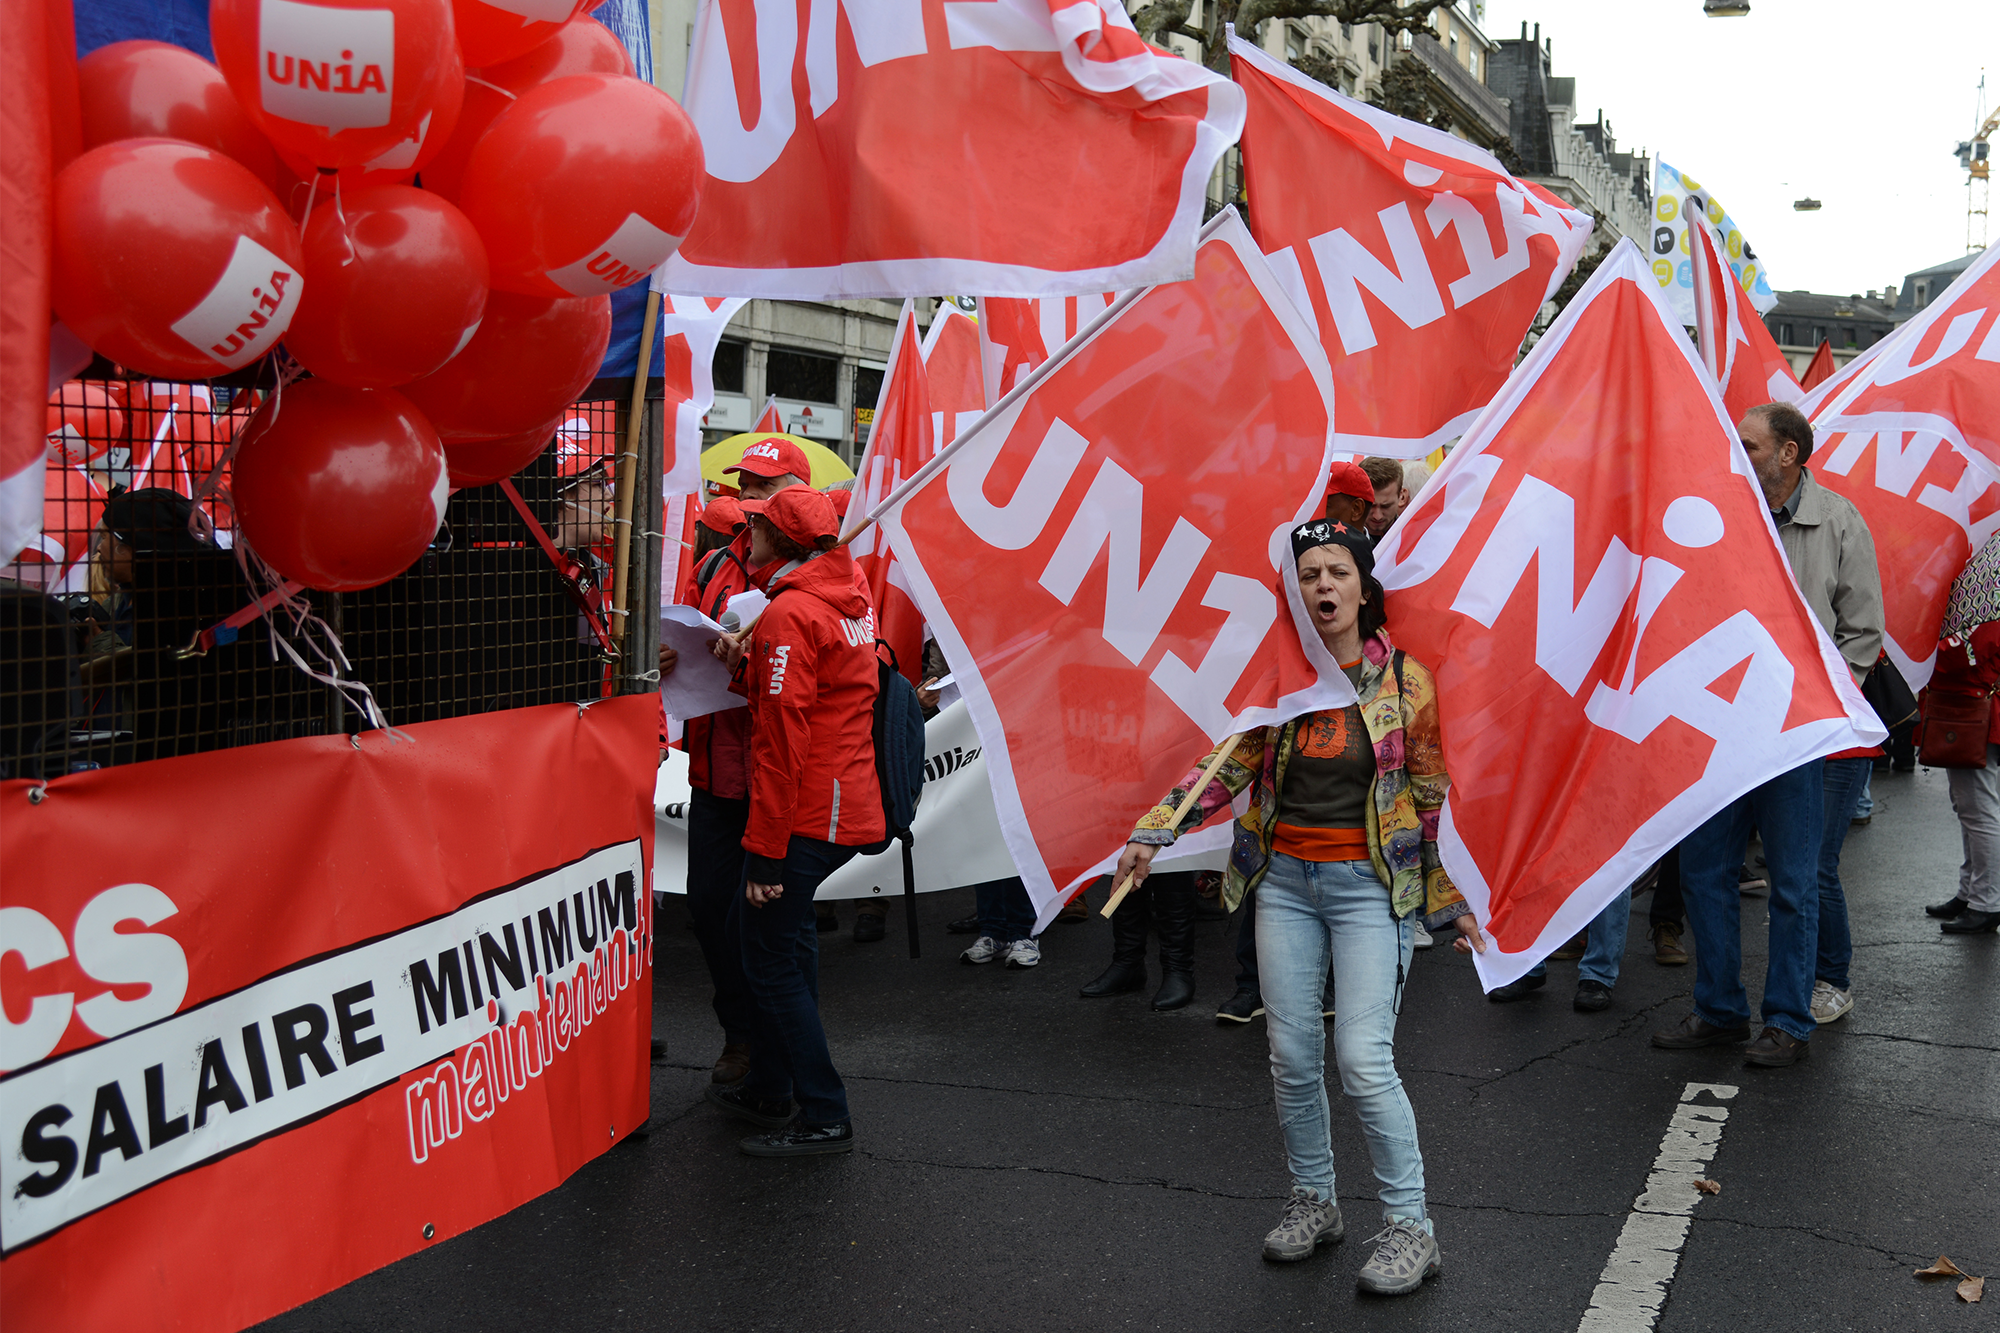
[1479,0,2000,298]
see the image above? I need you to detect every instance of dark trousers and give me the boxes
[1235,883,1261,993]
[687,788,757,1046]
[1650,844,1685,927]
[973,877,1035,943]
[729,834,858,1126]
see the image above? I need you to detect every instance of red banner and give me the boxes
[1230,34,1592,457]
[0,698,658,1333]
[875,211,1346,924]
[662,0,1242,300]
[1805,243,2000,686]
[1,0,56,565]
[1689,210,1802,422]
[976,292,1117,406]
[850,300,934,683]
[650,292,747,496]
[1375,240,1882,988]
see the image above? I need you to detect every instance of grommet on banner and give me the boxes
[422,1223,435,1240]
[608,1124,615,1140]
[350,734,362,750]
[27,783,49,805]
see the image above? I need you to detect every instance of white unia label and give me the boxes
[544,214,684,297]
[170,236,305,371]
[259,0,396,132]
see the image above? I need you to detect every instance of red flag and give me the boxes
[1805,242,2000,686]
[849,300,934,685]
[2,0,58,563]
[1230,34,1592,457]
[1800,339,1836,391]
[921,304,985,446]
[976,292,1117,408]
[646,291,746,498]
[2,454,104,594]
[663,1,1243,300]
[874,212,1346,924]
[750,396,783,435]
[1375,239,1883,988]
[1689,211,1802,421]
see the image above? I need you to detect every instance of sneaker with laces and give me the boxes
[1002,937,1041,969]
[1412,921,1434,950]
[1809,979,1854,1024]
[1262,1188,1343,1262]
[1356,1220,1441,1295]
[959,935,1002,965]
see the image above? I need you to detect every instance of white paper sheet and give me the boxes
[658,605,747,721]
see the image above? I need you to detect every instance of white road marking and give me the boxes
[1577,1081,1739,1332]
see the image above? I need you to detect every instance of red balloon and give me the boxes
[271,66,463,190]
[420,16,631,201]
[452,0,594,69]
[77,40,279,189]
[442,417,558,488]
[45,382,125,465]
[457,74,703,298]
[52,139,305,379]
[232,380,448,591]
[210,0,462,170]
[398,290,609,443]
[285,185,489,387]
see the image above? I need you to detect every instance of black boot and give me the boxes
[1079,881,1148,998]
[1150,872,1197,1011]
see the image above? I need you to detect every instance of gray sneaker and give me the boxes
[1262,1187,1343,1262]
[1356,1220,1441,1295]
[959,935,1001,964]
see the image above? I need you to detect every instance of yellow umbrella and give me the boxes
[701,432,854,490]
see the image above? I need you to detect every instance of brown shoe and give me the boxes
[1550,931,1588,961]
[711,1043,752,1085]
[1057,894,1090,923]
[1651,922,1689,966]
[1651,1012,1750,1049]
[1742,1026,1810,1068]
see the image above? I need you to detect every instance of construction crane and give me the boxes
[1957,73,1995,252]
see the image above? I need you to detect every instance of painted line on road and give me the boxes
[1576,1081,1738,1332]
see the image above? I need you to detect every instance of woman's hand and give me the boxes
[917,676,941,710]
[658,645,678,680]
[711,631,747,673]
[1114,841,1159,892]
[745,880,783,906]
[1449,913,1488,955]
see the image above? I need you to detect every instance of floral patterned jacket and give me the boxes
[1130,630,1469,931]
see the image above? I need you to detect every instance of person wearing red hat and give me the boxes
[1323,461,1375,528]
[661,437,813,1088]
[703,485,883,1157]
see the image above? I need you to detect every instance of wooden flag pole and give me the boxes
[610,288,661,652]
[1100,733,1244,919]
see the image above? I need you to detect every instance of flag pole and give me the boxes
[1100,733,1243,918]
[611,289,662,652]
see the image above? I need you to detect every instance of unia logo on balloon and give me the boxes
[170,236,305,371]
[258,0,396,131]
[545,214,687,297]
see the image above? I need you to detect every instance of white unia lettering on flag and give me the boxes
[1229,33,1592,458]
[1374,238,1883,990]
[1688,212,1802,421]
[1805,241,2000,687]
[873,211,1350,928]
[641,288,745,499]
[664,0,1244,299]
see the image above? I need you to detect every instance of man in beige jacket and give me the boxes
[1654,402,1884,1067]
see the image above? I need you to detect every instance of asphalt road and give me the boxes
[260,763,1997,1333]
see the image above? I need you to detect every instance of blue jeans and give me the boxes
[728,835,859,1126]
[1256,854,1425,1226]
[1817,757,1869,991]
[973,877,1035,943]
[1680,760,1822,1041]
[1524,887,1632,988]
[687,789,757,1046]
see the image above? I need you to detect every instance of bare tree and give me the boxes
[1132,0,1453,73]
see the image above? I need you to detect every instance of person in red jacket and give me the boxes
[662,437,811,1087]
[706,485,882,1157]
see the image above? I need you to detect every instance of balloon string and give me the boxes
[464,75,517,100]
[331,174,356,268]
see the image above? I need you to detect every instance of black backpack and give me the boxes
[865,643,927,847]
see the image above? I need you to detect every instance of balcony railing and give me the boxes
[1405,33,1510,141]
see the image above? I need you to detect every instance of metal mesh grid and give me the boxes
[3,377,657,780]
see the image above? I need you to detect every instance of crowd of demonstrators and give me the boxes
[1113,517,1482,1296]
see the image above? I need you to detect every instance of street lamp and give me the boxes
[1794,197,1822,211]
[1703,0,1751,14]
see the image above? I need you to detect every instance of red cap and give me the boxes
[554,414,612,480]
[1324,460,1375,504]
[741,486,839,547]
[722,433,812,481]
[825,486,853,520]
[699,495,745,534]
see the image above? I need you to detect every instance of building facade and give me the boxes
[1486,25,1650,242]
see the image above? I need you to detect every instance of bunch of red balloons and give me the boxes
[46,0,705,591]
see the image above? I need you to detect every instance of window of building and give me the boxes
[767,347,839,404]
[1811,325,1826,344]
[713,340,746,395]
[1842,326,1858,348]
[853,363,883,414]
[1368,31,1379,61]
[1449,34,1459,61]
[1779,323,1794,344]
[1915,280,1930,307]
[1341,21,1352,39]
